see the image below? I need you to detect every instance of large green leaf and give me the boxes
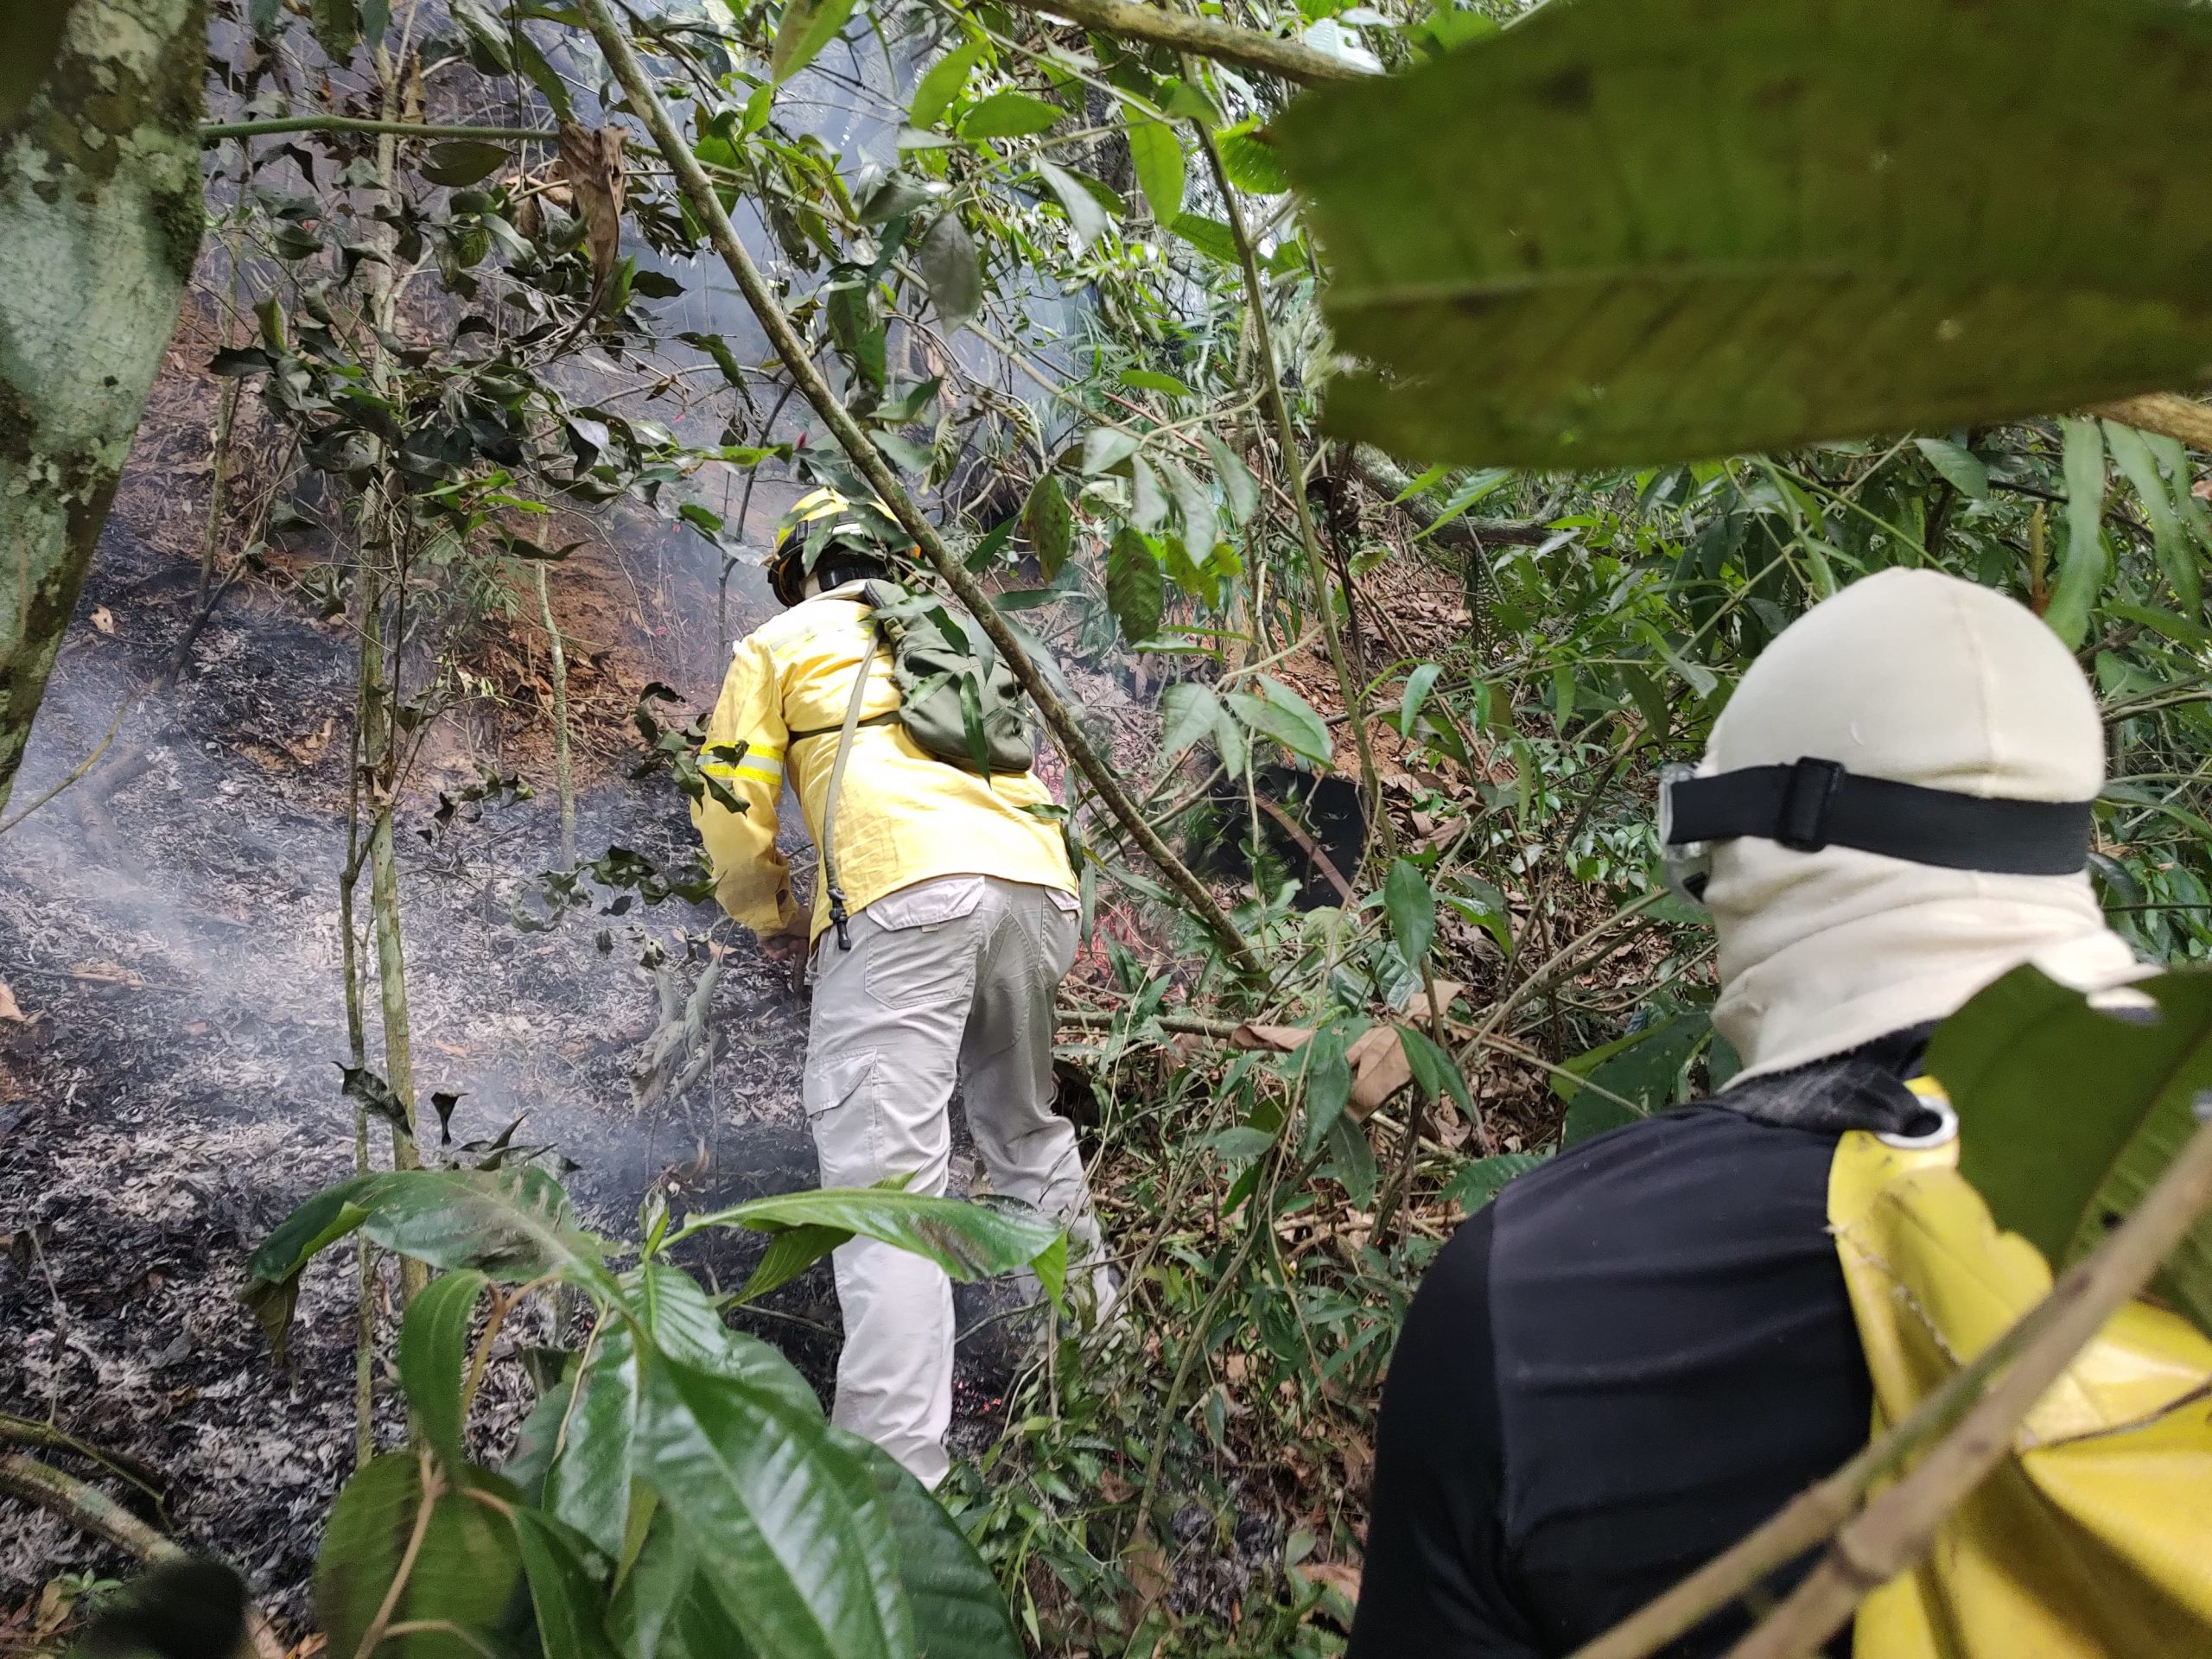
[512,1510,623,1659]
[675,1186,1063,1301]
[1124,110,1185,225]
[397,1268,489,1473]
[250,1168,616,1315]
[909,39,986,129]
[958,91,1063,140]
[633,1358,909,1659]
[1224,677,1332,768]
[771,0,859,83]
[1107,526,1165,644]
[1023,472,1071,579]
[543,1321,640,1563]
[840,1434,1023,1659]
[314,1454,524,1659]
[1384,860,1435,966]
[624,1264,823,1415]
[1926,965,2212,1338]
[1274,0,2212,467]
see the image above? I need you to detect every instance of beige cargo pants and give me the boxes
[803,873,1107,1486]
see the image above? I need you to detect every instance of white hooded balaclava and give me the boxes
[1700,568,2144,1084]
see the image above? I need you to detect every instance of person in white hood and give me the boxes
[1349,570,2140,1659]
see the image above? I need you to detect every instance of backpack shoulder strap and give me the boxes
[817,619,882,953]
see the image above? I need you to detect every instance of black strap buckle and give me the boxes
[1777,757,1846,851]
[829,885,852,951]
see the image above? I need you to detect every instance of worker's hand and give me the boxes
[758,918,810,965]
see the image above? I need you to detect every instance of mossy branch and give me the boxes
[575,0,1268,982]
[995,0,1370,86]
[199,116,556,143]
[2091,391,2212,453]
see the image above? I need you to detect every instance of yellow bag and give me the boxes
[1829,1078,2212,1657]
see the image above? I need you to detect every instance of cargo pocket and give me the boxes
[804,1047,882,1185]
[861,877,984,1009]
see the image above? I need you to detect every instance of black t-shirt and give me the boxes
[1349,1104,1877,1657]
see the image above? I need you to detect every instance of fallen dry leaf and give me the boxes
[1348,1025,1411,1118]
[0,982,24,1022]
[557,123,627,310]
[1230,1021,1312,1052]
[89,606,115,634]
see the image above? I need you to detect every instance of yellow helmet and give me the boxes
[767,486,911,606]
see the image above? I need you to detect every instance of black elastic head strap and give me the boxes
[1662,756,2092,875]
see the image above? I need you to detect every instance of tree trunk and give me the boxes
[0,0,207,816]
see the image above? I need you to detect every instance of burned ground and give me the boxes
[0,502,1042,1627]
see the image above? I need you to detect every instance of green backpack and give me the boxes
[792,580,1038,949]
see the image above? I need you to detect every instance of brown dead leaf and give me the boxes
[557,124,627,310]
[69,959,143,988]
[0,982,23,1023]
[1230,1021,1312,1052]
[89,606,115,634]
[1123,1540,1173,1614]
[1347,1025,1411,1118]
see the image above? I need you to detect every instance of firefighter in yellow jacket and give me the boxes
[690,486,1109,1487]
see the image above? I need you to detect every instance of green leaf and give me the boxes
[959,91,1063,140]
[310,0,359,60]
[1399,664,1443,734]
[679,1185,1061,1285]
[1384,859,1435,967]
[315,1455,524,1659]
[397,1268,488,1472]
[611,1508,707,1659]
[1560,1090,1641,1147]
[1023,472,1071,578]
[2105,419,2202,617]
[1033,157,1113,249]
[513,1509,623,1659]
[1107,526,1164,643]
[1128,456,1170,533]
[2148,432,2212,569]
[1440,1151,1547,1213]
[771,0,859,82]
[1914,437,1988,501]
[634,1359,909,1659]
[1224,676,1332,767]
[1202,432,1259,524]
[1321,1113,1376,1208]
[1122,368,1194,399]
[844,1435,1023,1659]
[1399,1025,1474,1115]
[419,140,511,188]
[1160,681,1222,760]
[625,1265,821,1416]
[543,1321,640,1562]
[1929,965,2212,1338]
[1170,213,1239,267]
[918,213,982,328]
[1297,1028,1352,1156]
[1274,0,2212,467]
[241,1184,373,1360]
[1125,111,1185,224]
[1214,123,1287,194]
[505,24,574,122]
[855,172,932,225]
[909,38,986,128]
[1162,460,1217,561]
[2048,416,2110,648]
[1081,427,1140,474]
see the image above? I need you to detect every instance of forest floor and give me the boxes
[0,495,1046,1632]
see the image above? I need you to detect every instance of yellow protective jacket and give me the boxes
[1832,1081,2212,1657]
[691,582,1076,944]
